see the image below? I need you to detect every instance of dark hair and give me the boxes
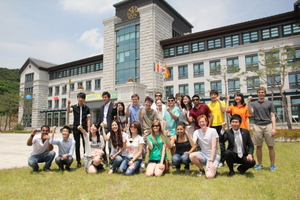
[168,95,175,100]
[176,122,186,129]
[102,91,110,98]
[233,92,246,106]
[210,90,219,96]
[192,94,200,99]
[41,125,50,131]
[131,94,139,99]
[90,123,101,143]
[110,120,123,149]
[145,97,154,104]
[155,92,162,97]
[181,95,192,110]
[117,102,125,116]
[60,125,72,133]
[230,114,242,124]
[77,92,86,99]
[129,121,142,137]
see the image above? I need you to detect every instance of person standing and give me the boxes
[27,125,56,173]
[126,94,144,124]
[67,92,91,168]
[207,90,226,167]
[248,87,276,171]
[151,92,166,110]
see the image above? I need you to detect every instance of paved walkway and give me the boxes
[0,133,79,170]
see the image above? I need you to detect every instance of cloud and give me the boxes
[77,28,103,51]
[59,0,119,14]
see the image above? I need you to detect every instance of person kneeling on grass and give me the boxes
[117,121,144,175]
[50,126,75,171]
[78,123,105,174]
[189,115,220,179]
[169,122,197,174]
[146,120,171,177]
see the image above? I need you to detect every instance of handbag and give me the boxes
[164,159,170,171]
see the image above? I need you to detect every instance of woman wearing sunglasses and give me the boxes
[117,121,144,175]
[146,120,171,177]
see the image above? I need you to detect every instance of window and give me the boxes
[267,75,281,88]
[283,23,300,36]
[78,82,83,89]
[291,97,300,122]
[242,31,258,44]
[209,60,221,75]
[81,66,86,74]
[177,45,189,55]
[86,65,91,73]
[192,42,205,52]
[194,82,205,96]
[245,54,258,70]
[86,81,91,91]
[228,79,240,93]
[179,84,189,95]
[78,67,82,75]
[262,27,279,40]
[164,47,175,58]
[95,79,101,90]
[225,35,239,47]
[288,48,300,63]
[95,62,103,71]
[210,81,222,93]
[25,73,34,82]
[54,113,59,126]
[48,87,53,96]
[55,86,59,95]
[24,87,33,94]
[178,65,188,79]
[265,51,279,66]
[54,99,59,109]
[227,57,239,73]
[165,86,174,97]
[47,113,52,127]
[48,100,52,109]
[60,112,66,126]
[289,72,300,89]
[247,76,260,92]
[61,98,66,108]
[208,38,221,50]
[70,83,74,91]
[62,85,67,95]
[166,67,173,81]
[193,62,204,77]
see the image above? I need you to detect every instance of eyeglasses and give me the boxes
[130,126,137,129]
[155,95,162,97]
[152,125,160,127]
[192,99,199,101]
[168,100,174,102]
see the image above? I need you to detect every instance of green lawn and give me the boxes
[0,142,299,200]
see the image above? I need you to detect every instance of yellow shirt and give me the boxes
[208,101,225,126]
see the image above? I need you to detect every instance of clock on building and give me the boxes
[127,6,139,19]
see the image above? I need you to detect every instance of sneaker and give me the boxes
[196,169,205,177]
[139,167,143,174]
[43,168,51,172]
[141,161,145,169]
[77,162,82,168]
[254,165,263,170]
[269,165,276,172]
[108,169,114,174]
[217,163,224,168]
[172,164,176,169]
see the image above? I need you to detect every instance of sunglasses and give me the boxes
[152,125,160,127]
[155,95,162,97]
[130,126,137,129]
[168,99,174,102]
[192,99,199,101]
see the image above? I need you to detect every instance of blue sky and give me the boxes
[0,0,296,69]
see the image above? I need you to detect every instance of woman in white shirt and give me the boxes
[78,123,105,174]
[117,121,144,175]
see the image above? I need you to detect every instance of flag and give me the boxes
[161,62,170,78]
[153,63,160,72]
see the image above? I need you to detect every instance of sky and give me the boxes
[0,0,296,69]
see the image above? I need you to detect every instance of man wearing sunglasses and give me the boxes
[188,95,212,130]
[151,92,166,110]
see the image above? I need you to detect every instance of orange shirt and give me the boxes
[227,105,251,129]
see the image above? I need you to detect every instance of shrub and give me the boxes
[14,123,24,131]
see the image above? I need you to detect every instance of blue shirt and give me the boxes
[129,104,144,124]
[50,137,75,156]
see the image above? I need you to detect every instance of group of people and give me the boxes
[27,86,277,178]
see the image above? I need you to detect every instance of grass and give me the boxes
[0,142,299,200]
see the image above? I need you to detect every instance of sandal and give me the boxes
[196,169,205,177]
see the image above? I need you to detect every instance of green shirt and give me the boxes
[147,134,168,161]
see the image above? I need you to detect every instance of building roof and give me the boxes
[19,58,56,75]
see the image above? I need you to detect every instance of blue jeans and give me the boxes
[110,155,124,171]
[117,157,142,175]
[172,153,190,170]
[28,150,56,171]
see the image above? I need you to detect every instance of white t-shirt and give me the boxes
[193,127,219,156]
[107,132,127,156]
[125,134,144,159]
[84,133,105,156]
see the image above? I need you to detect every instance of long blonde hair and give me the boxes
[151,120,167,145]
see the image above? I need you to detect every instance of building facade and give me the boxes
[19,0,300,129]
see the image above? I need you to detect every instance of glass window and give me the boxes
[25,73,34,82]
[60,112,66,126]
[228,79,240,94]
[262,27,279,40]
[86,81,91,91]
[70,83,74,91]
[288,48,300,63]
[48,87,53,96]
[165,86,174,97]
[95,79,101,90]
[247,76,260,91]
[48,100,52,109]
[54,113,59,126]
[210,81,222,94]
[178,65,188,79]
[208,38,221,50]
[242,31,258,44]
[47,113,52,127]
[62,98,66,108]
[267,75,281,88]
[245,54,258,71]
[179,84,189,95]
[210,60,221,75]
[55,86,59,96]
[192,42,205,52]
[164,47,175,58]
[62,85,67,95]
[177,45,189,55]
[193,62,204,77]
[289,72,300,89]
[54,100,59,109]
[227,57,239,73]
[225,35,239,48]
[283,23,300,36]
[194,82,205,96]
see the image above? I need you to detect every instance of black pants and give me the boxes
[100,127,111,163]
[55,156,73,169]
[73,127,86,163]
[212,125,225,164]
[224,150,256,172]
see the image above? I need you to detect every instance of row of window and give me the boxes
[48,99,67,109]
[47,112,66,127]
[164,23,300,58]
[165,73,300,97]
[25,73,34,82]
[49,62,103,80]
[48,79,101,96]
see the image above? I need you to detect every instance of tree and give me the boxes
[248,45,300,129]
[0,92,19,130]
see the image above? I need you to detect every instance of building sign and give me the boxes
[86,91,118,101]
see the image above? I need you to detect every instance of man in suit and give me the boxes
[221,114,256,177]
[98,91,117,166]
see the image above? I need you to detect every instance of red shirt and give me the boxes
[189,104,211,130]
